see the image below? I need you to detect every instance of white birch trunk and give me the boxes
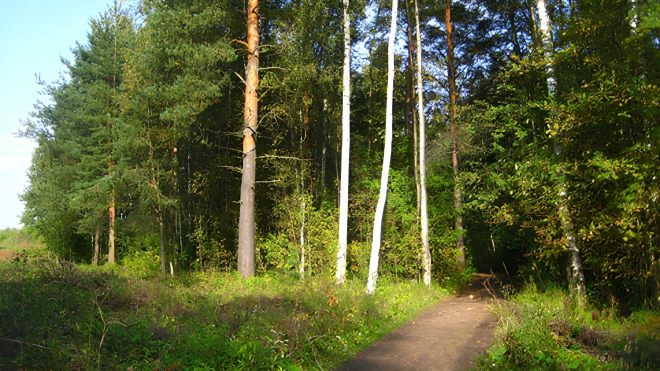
[414,0,432,288]
[366,0,397,295]
[336,0,351,284]
[536,0,586,298]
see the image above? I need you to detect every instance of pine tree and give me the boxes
[238,0,260,278]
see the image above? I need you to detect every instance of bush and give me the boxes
[478,283,660,371]
[121,249,161,278]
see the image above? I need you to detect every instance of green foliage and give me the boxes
[0,261,445,370]
[0,228,42,251]
[478,283,660,371]
[121,250,161,279]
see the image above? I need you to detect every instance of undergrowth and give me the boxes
[0,260,447,370]
[477,283,660,371]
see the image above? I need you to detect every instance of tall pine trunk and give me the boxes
[366,0,397,295]
[108,193,116,264]
[238,0,260,278]
[335,0,351,284]
[406,0,421,220]
[93,223,100,266]
[415,0,432,287]
[107,0,122,266]
[446,0,465,271]
[536,0,586,298]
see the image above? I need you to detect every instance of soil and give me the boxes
[0,250,17,262]
[336,274,505,371]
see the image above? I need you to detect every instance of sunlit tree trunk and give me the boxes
[93,223,100,266]
[446,0,465,271]
[336,0,351,284]
[536,0,586,298]
[238,0,260,278]
[300,193,306,279]
[415,0,432,287]
[108,194,116,264]
[366,0,397,295]
[406,0,421,219]
[300,99,308,280]
[107,0,123,266]
[527,0,540,47]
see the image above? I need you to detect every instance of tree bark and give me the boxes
[336,0,351,284]
[446,0,465,271]
[300,193,306,279]
[238,0,260,278]
[108,193,116,264]
[366,0,397,295]
[406,0,421,220]
[415,0,432,287]
[93,223,100,266]
[158,206,166,276]
[536,0,586,299]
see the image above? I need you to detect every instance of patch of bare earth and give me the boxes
[337,274,504,371]
[0,250,17,262]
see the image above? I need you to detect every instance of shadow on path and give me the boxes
[336,274,507,371]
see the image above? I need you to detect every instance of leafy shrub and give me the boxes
[478,283,660,371]
[121,249,161,278]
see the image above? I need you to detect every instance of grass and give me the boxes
[0,227,43,252]
[0,228,43,261]
[477,282,660,371]
[0,258,449,370]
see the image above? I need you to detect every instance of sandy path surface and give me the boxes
[337,275,501,371]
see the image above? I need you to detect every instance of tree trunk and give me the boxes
[336,0,351,284]
[238,0,260,278]
[508,0,522,57]
[158,206,166,276]
[415,0,432,287]
[93,223,100,266]
[527,0,540,47]
[300,194,306,279]
[321,99,328,199]
[406,0,421,220]
[108,193,116,264]
[536,0,586,298]
[366,0,397,295]
[446,0,465,271]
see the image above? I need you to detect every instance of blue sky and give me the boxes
[0,0,113,229]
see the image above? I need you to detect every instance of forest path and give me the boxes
[336,274,504,371]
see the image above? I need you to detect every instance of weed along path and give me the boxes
[337,275,502,371]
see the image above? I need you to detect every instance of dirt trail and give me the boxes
[337,275,503,371]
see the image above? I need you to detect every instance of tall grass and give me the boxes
[0,260,447,370]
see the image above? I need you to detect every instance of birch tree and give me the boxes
[238,0,260,278]
[335,0,351,284]
[366,0,397,295]
[415,0,432,288]
[535,0,586,298]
